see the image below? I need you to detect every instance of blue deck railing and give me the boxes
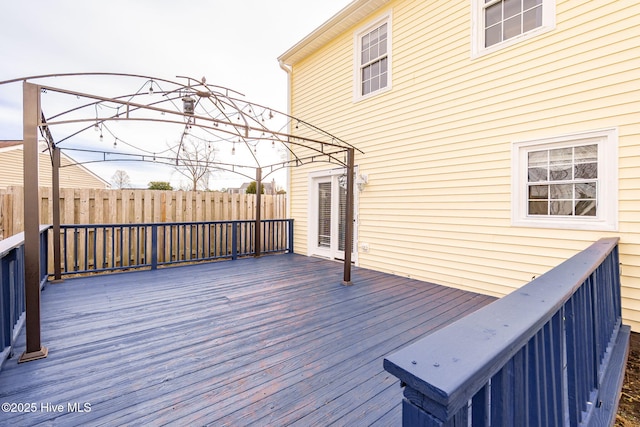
[0,226,49,370]
[384,238,630,427]
[57,219,294,275]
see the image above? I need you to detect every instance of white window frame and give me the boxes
[353,11,392,102]
[471,0,556,58]
[511,128,618,231]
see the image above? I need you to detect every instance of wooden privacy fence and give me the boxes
[0,186,287,240]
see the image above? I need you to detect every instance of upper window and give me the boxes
[472,0,555,57]
[354,13,392,101]
[511,128,618,231]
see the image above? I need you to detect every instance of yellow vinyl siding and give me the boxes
[285,0,640,330]
[0,147,108,189]
[0,149,23,187]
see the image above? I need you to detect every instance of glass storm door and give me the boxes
[312,173,355,261]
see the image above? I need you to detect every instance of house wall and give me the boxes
[285,0,640,330]
[0,146,109,189]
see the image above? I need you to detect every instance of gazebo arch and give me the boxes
[1,73,363,362]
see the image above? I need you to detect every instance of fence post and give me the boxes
[151,225,158,270]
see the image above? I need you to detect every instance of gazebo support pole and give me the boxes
[19,82,48,363]
[52,146,62,282]
[254,167,262,257]
[343,148,355,285]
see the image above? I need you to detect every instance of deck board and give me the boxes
[0,254,494,426]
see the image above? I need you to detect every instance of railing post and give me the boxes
[232,221,238,261]
[0,252,12,351]
[39,228,48,288]
[402,397,448,427]
[73,228,79,272]
[288,219,294,254]
[151,225,158,270]
[255,168,262,258]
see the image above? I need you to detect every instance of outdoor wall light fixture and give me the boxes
[356,173,368,192]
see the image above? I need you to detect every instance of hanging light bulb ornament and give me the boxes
[182,95,195,115]
[148,80,154,95]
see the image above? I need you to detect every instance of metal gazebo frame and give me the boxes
[1,73,363,363]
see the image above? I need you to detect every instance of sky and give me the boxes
[0,0,353,189]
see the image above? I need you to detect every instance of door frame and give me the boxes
[307,167,359,264]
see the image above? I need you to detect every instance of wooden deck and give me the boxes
[0,254,494,426]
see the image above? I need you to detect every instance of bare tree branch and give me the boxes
[171,136,218,190]
[111,170,131,189]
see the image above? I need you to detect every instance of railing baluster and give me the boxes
[63,228,68,272]
[170,224,175,261]
[91,227,96,271]
[180,223,185,261]
[102,227,107,269]
[471,384,488,426]
[119,226,123,268]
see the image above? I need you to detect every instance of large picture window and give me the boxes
[511,128,618,231]
[472,0,555,57]
[354,13,392,101]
